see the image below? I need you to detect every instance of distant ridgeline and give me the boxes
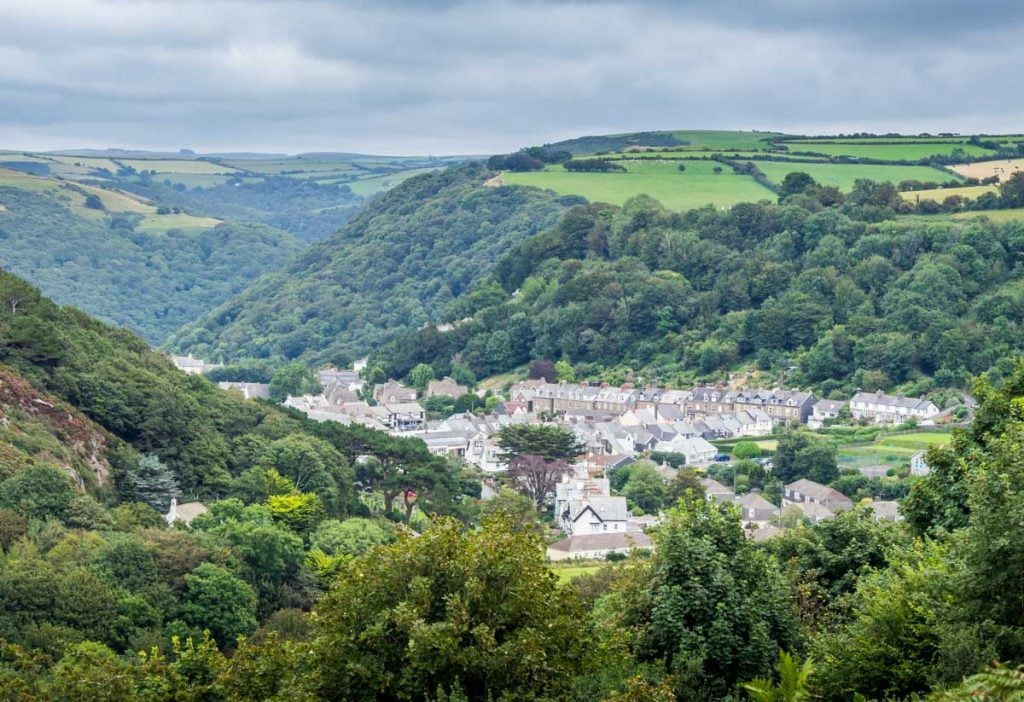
[0,148,459,344]
[169,163,571,365]
[370,178,1024,396]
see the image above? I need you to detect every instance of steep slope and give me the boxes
[169,163,570,364]
[0,270,322,496]
[0,168,303,343]
[371,188,1024,395]
[0,365,115,491]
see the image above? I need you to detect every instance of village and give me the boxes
[174,354,949,558]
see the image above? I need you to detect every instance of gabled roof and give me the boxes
[574,496,630,522]
[850,391,936,410]
[793,500,835,521]
[786,478,853,506]
[737,492,779,515]
[548,531,653,553]
[813,399,845,413]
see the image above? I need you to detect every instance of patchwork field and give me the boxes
[503,159,776,210]
[901,184,998,203]
[120,158,242,175]
[780,142,995,160]
[0,167,220,229]
[670,130,786,150]
[878,432,951,450]
[950,158,1024,182]
[953,207,1024,223]
[754,161,955,191]
[836,432,951,471]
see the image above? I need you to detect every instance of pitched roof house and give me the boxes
[546,531,654,561]
[783,478,853,511]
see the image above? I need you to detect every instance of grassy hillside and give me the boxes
[0,168,303,343]
[503,159,776,210]
[169,163,568,364]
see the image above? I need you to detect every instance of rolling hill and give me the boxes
[0,167,303,343]
[168,163,570,365]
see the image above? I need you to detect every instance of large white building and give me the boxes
[850,392,940,424]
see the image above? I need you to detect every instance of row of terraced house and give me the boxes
[511,381,816,426]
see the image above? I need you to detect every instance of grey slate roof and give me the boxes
[548,531,653,553]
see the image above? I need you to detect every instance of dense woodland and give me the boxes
[2,270,1024,699]
[372,173,1024,397]
[0,186,303,343]
[170,164,571,365]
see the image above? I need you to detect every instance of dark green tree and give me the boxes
[127,453,180,512]
[311,515,587,701]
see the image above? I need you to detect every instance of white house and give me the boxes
[653,435,717,465]
[165,497,208,526]
[562,496,633,536]
[910,450,932,476]
[808,399,845,429]
[850,391,940,424]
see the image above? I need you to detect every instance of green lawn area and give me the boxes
[837,444,915,469]
[879,432,952,450]
[780,142,995,160]
[550,563,603,583]
[503,160,776,211]
[901,185,997,203]
[755,161,954,191]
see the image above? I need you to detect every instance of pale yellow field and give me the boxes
[951,159,1024,182]
[901,185,998,203]
[136,212,221,232]
[0,153,50,163]
[0,167,155,216]
[120,159,242,175]
[47,155,122,171]
[0,168,55,191]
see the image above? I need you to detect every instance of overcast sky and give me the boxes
[1,0,1022,155]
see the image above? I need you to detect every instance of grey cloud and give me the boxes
[0,0,1021,154]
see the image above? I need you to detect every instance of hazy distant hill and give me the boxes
[0,167,302,343]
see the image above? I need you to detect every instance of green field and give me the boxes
[785,137,973,145]
[346,168,439,197]
[836,432,951,470]
[755,161,954,191]
[503,160,775,210]
[781,142,995,160]
[901,185,997,203]
[671,130,785,150]
[952,207,1024,223]
[120,158,242,175]
[878,432,951,450]
[550,563,603,583]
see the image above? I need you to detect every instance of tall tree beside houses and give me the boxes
[496,424,585,509]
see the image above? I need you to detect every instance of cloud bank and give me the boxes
[1,0,1021,154]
